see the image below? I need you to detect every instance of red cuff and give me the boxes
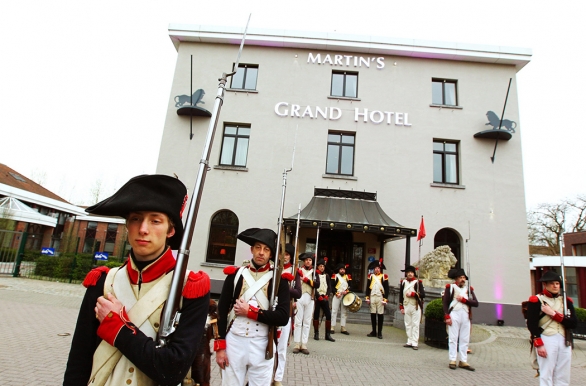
[552,312,564,323]
[534,337,544,347]
[444,314,451,321]
[399,305,404,310]
[460,298,467,304]
[247,304,260,320]
[214,339,226,351]
[97,307,136,346]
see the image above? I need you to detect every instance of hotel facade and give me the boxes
[156,25,532,326]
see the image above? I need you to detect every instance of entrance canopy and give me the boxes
[284,188,416,239]
[0,197,57,227]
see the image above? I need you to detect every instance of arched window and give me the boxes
[206,210,239,264]
[434,228,462,269]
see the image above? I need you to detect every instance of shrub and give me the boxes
[576,307,586,322]
[424,298,444,321]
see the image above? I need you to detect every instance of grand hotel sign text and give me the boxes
[273,53,411,126]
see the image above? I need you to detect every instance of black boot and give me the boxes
[313,319,320,340]
[325,321,335,342]
[377,314,384,339]
[367,314,377,337]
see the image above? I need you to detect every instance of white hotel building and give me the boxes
[156,24,532,326]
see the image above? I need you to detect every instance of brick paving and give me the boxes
[1,275,585,385]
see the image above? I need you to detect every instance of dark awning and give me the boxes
[284,189,417,239]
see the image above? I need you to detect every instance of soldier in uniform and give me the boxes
[330,263,351,335]
[526,270,577,386]
[63,174,211,386]
[214,228,290,386]
[399,265,425,350]
[273,244,302,386]
[443,268,478,371]
[293,252,317,354]
[365,259,389,339]
[313,259,335,342]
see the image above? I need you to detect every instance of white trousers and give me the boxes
[448,308,470,363]
[537,333,571,386]
[274,318,291,381]
[404,303,421,347]
[222,332,274,386]
[294,293,314,345]
[331,294,347,328]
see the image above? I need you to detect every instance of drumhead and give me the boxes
[342,292,355,306]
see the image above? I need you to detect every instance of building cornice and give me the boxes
[0,183,86,216]
[168,24,532,71]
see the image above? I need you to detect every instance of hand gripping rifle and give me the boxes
[156,16,251,348]
[266,162,294,359]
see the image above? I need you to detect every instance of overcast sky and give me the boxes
[1,1,584,209]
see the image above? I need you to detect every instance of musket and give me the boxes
[156,15,251,348]
[266,137,296,360]
[466,222,471,295]
[559,233,572,347]
[291,204,301,288]
[312,226,321,299]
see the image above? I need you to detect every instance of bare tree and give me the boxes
[30,169,47,186]
[528,195,586,255]
[89,179,103,205]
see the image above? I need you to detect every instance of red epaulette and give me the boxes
[470,286,474,291]
[383,274,388,280]
[282,272,294,281]
[347,274,352,280]
[182,271,211,299]
[331,274,336,279]
[529,295,539,303]
[82,266,109,288]
[367,273,372,279]
[445,283,451,289]
[223,265,239,275]
[568,297,573,303]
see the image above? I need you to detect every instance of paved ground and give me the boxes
[1,275,585,385]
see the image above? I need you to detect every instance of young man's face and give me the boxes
[251,242,271,267]
[284,252,291,264]
[303,258,312,268]
[339,268,345,275]
[317,264,325,272]
[126,211,174,262]
[456,275,467,287]
[544,281,561,294]
[406,271,415,279]
[373,266,381,275]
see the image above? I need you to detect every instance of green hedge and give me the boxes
[576,307,586,322]
[33,253,123,281]
[424,298,444,321]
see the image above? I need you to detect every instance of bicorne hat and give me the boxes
[237,228,277,258]
[538,270,563,285]
[285,243,295,258]
[85,174,187,249]
[299,252,314,261]
[402,265,417,276]
[448,268,468,280]
[336,263,348,272]
[368,259,386,271]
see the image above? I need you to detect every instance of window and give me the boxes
[83,221,97,253]
[331,71,358,98]
[104,223,118,253]
[432,78,457,106]
[206,210,239,264]
[326,132,355,176]
[230,64,258,90]
[433,140,459,184]
[219,125,250,167]
[574,244,586,255]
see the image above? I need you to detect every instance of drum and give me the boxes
[342,292,362,313]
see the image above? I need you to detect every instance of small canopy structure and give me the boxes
[0,197,57,227]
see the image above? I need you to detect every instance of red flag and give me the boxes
[417,216,426,241]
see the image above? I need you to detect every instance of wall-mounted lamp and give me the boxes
[497,319,504,326]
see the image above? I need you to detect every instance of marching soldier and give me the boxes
[399,265,425,350]
[293,252,317,354]
[330,263,351,335]
[526,270,577,386]
[443,268,478,371]
[313,258,335,342]
[214,228,290,386]
[365,259,389,339]
[273,244,301,386]
[63,174,211,386]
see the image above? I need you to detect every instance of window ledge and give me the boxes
[201,262,232,268]
[430,183,466,189]
[327,96,361,102]
[429,104,463,109]
[227,88,258,94]
[213,165,249,172]
[322,174,358,181]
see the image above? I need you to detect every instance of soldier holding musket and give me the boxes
[215,228,290,386]
[399,265,425,350]
[365,259,389,339]
[526,270,577,386]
